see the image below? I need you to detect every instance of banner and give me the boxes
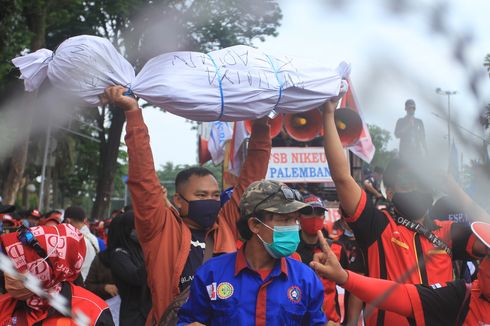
[266,147,332,183]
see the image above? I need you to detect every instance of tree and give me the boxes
[87,0,282,219]
[1,0,282,216]
[0,0,98,205]
[366,123,398,170]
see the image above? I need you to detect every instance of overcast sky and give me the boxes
[126,0,490,170]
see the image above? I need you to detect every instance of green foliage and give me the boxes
[484,54,490,77]
[480,54,490,129]
[0,0,30,94]
[1,0,281,212]
[367,123,397,170]
[57,129,99,204]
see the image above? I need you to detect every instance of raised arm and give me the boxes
[102,86,174,243]
[219,117,271,237]
[322,100,362,216]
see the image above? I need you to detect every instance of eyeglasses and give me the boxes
[251,185,303,217]
[17,225,53,269]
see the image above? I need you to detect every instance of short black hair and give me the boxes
[236,211,271,241]
[175,167,216,192]
[64,206,86,223]
[45,210,61,218]
[405,99,415,106]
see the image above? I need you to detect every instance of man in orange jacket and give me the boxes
[102,86,272,325]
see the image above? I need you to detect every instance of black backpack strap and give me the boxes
[455,283,472,326]
[203,232,215,263]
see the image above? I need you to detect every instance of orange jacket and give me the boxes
[124,109,271,325]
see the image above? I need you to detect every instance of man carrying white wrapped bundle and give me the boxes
[100,86,272,326]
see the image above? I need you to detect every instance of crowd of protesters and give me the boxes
[0,88,489,326]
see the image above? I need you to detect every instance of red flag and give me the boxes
[340,80,375,163]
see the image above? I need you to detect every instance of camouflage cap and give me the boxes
[239,180,312,218]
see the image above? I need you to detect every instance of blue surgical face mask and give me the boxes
[255,218,300,258]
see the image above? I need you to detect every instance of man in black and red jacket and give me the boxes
[321,98,487,326]
[311,221,490,326]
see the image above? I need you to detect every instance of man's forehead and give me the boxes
[270,211,301,219]
[182,174,219,191]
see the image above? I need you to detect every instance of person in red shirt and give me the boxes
[296,194,346,323]
[311,221,490,326]
[321,98,487,325]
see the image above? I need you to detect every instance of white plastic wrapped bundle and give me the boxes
[12,35,350,122]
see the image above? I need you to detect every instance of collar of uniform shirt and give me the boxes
[234,244,288,278]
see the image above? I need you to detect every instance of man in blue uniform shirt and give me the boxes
[177,180,327,326]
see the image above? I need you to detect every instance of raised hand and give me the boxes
[251,115,270,127]
[100,86,139,112]
[322,99,340,115]
[309,230,349,285]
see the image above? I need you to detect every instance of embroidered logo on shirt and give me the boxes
[206,282,217,301]
[217,282,234,299]
[287,285,302,303]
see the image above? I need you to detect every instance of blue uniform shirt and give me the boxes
[177,245,327,326]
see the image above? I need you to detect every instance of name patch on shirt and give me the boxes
[287,285,302,303]
[207,282,217,300]
[217,282,234,299]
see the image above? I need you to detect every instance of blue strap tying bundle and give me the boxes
[123,87,135,97]
[265,54,283,112]
[206,53,225,120]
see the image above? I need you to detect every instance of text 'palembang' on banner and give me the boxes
[266,147,332,183]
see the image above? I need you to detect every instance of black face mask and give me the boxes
[392,191,433,221]
[179,195,221,229]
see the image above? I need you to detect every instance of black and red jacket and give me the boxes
[345,191,477,326]
[410,279,490,325]
[344,270,490,326]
